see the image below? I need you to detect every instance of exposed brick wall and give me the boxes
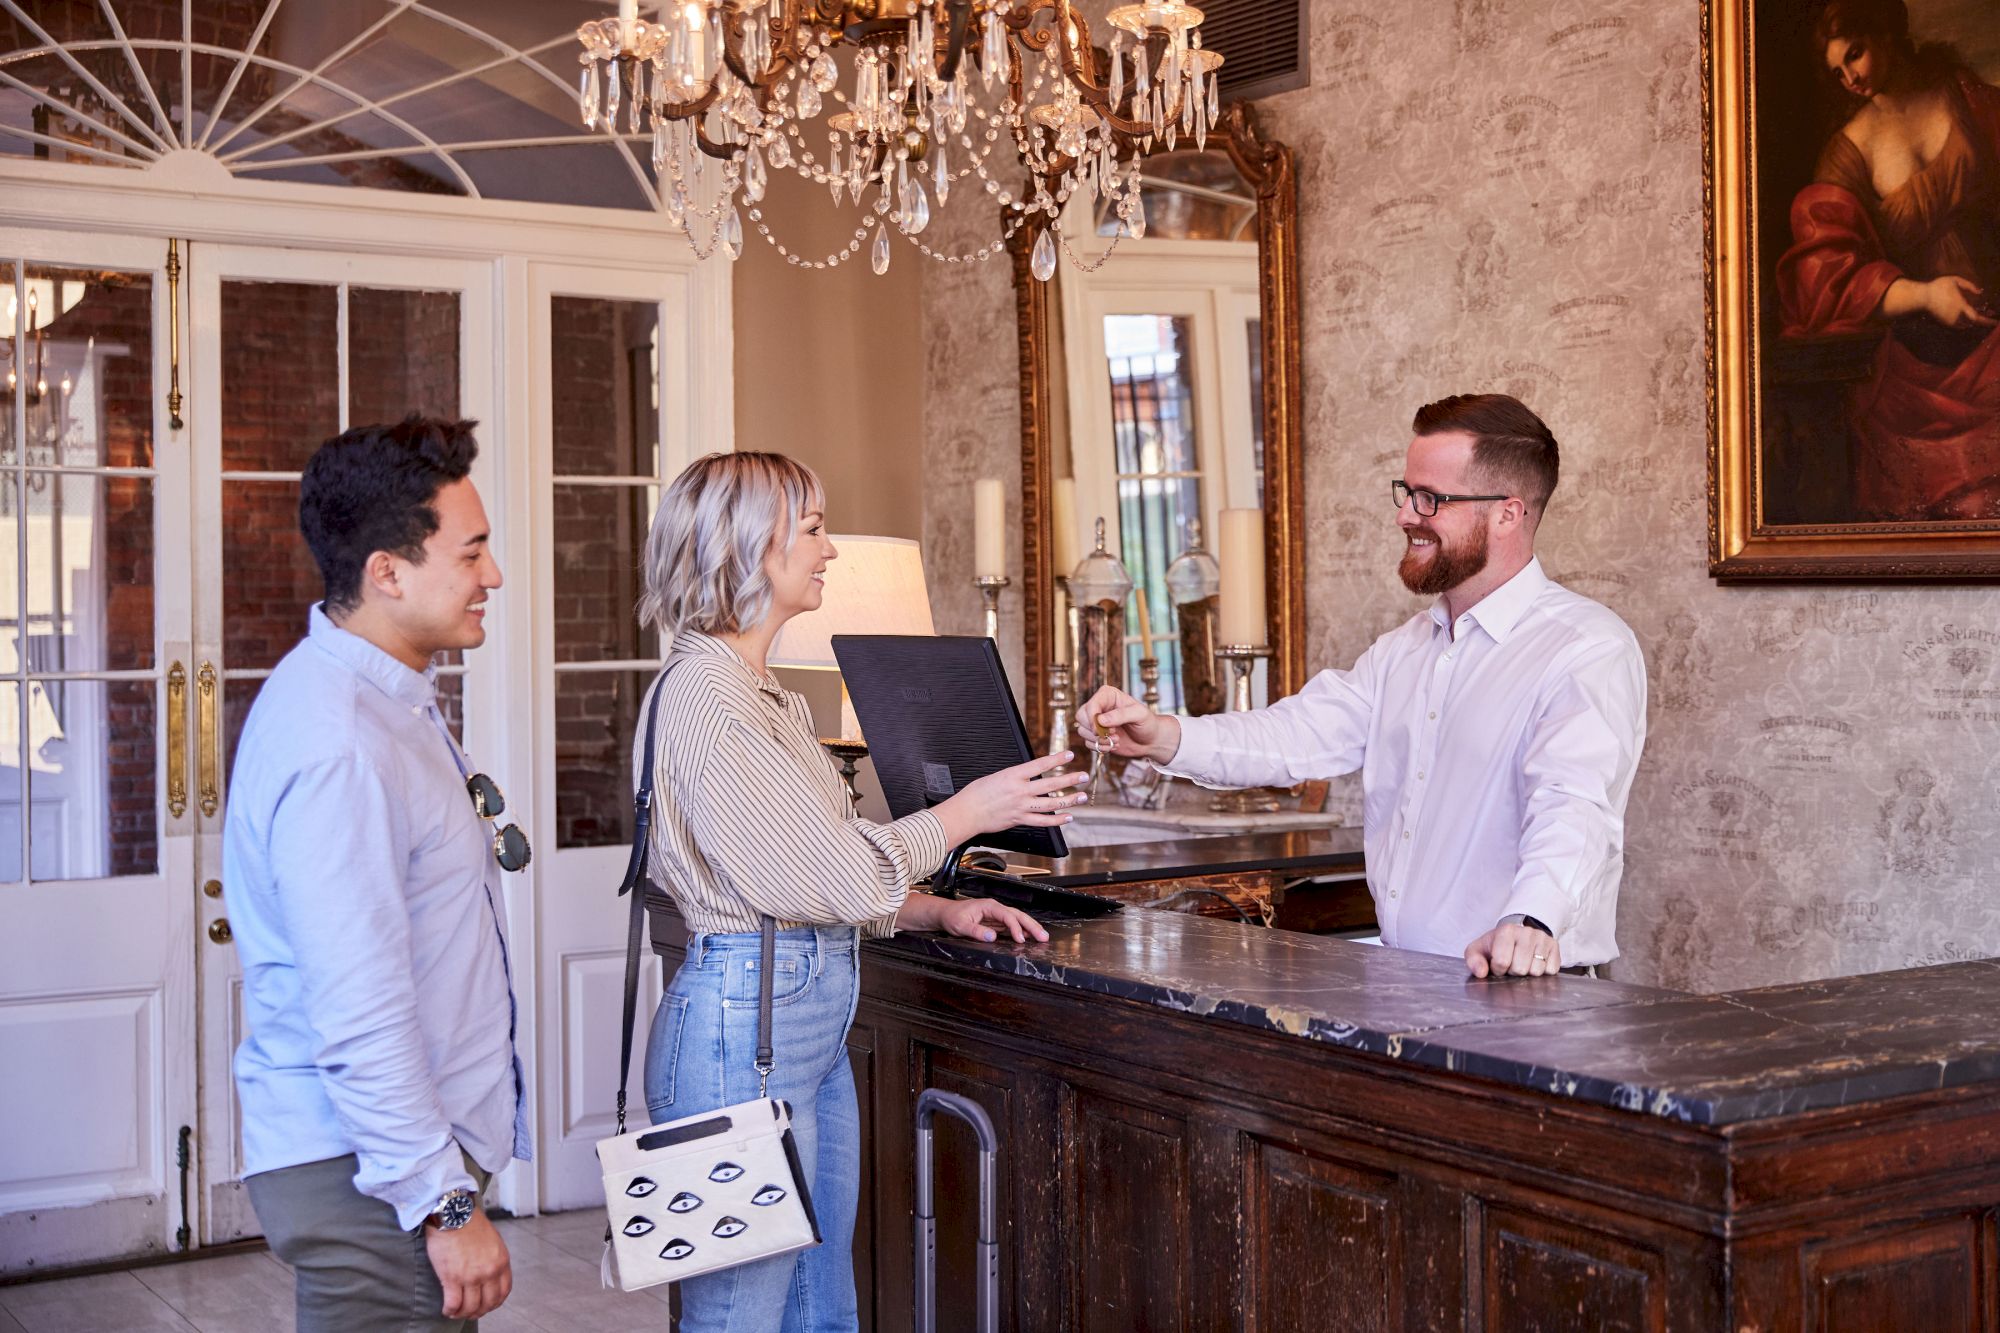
[551,298,659,848]
[220,280,337,678]
[218,283,466,769]
[348,288,460,425]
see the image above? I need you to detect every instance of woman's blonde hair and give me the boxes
[639,451,825,640]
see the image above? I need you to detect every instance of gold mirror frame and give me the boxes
[1012,101,1304,742]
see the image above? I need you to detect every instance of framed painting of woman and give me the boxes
[1708,0,2000,578]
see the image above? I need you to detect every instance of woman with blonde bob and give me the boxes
[633,451,1083,1331]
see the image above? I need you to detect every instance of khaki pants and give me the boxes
[246,1153,491,1333]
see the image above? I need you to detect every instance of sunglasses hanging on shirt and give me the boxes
[466,773,533,872]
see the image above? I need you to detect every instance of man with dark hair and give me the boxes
[226,415,528,1330]
[1079,393,1647,978]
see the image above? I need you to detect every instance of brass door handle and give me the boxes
[167,662,188,818]
[198,661,220,817]
[207,919,233,945]
[202,879,223,899]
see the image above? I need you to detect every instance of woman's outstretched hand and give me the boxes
[931,752,1087,848]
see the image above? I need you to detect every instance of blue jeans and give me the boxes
[645,925,862,1333]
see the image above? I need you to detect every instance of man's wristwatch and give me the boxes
[427,1187,477,1231]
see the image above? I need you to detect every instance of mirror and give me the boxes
[1015,103,1303,744]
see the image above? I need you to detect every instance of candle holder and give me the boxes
[1138,656,1161,709]
[1211,644,1278,813]
[819,739,870,805]
[973,574,1011,642]
[1043,662,1083,772]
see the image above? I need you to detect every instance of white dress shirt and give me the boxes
[227,607,530,1229]
[1161,559,1646,964]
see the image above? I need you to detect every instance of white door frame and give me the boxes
[0,225,195,1272]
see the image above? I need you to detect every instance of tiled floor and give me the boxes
[0,1210,674,1332]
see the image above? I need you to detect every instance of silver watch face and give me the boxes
[433,1189,476,1231]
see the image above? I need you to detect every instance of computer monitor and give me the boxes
[830,634,1069,862]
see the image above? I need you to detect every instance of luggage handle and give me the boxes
[913,1089,999,1333]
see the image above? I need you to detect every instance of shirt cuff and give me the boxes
[892,808,951,882]
[1153,715,1220,784]
[366,1142,480,1233]
[1498,884,1572,941]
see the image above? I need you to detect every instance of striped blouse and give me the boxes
[634,630,950,938]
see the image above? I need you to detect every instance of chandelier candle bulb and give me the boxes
[1218,508,1266,647]
[974,478,1006,579]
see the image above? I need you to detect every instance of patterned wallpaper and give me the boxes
[920,2,2000,992]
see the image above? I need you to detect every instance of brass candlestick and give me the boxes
[1138,656,1161,709]
[1211,644,1278,813]
[974,574,1010,641]
[820,740,869,805]
[1044,662,1081,772]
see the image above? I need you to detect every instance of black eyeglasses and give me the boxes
[1391,479,1510,518]
[467,773,532,872]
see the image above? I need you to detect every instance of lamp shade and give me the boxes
[769,535,935,670]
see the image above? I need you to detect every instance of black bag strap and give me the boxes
[613,659,778,1138]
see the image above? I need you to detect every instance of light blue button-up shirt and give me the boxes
[226,606,531,1230]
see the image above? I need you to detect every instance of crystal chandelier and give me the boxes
[575,2,1223,279]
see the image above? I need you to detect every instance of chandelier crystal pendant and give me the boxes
[577,1,1223,279]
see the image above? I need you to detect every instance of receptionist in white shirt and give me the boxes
[1078,393,1648,979]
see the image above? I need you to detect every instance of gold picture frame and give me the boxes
[1706,0,2000,580]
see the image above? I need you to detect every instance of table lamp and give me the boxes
[769,534,935,800]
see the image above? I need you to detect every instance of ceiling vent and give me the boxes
[1201,0,1309,102]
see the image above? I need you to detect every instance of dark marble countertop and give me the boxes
[874,910,2000,1127]
[1008,828,1365,887]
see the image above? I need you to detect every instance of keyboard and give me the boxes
[945,868,1124,926]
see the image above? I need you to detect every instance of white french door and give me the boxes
[185,245,501,1243]
[0,163,730,1271]
[0,229,196,1271]
[526,261,702,1211]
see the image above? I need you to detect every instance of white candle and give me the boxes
[618,0,639,41]
[1053,587,1070,665]
[1134,587,1153,654]
[974,478,1006,577]
[1218,508,1265,647]
[1051,476,1080,579]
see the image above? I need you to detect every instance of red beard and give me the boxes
[1398,521,1490,595]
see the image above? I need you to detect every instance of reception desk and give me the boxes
[645,894,2000,1331]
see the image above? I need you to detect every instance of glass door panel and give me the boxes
[1105,314,1203,710]
[348,287,460,423]
[7,266,162,881]
[551,296,662,850]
